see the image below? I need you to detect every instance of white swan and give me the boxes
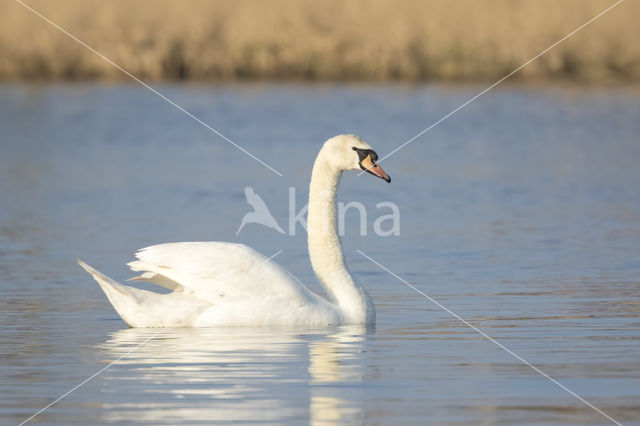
[78,134,391,327]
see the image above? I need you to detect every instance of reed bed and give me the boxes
[2,0,638,82]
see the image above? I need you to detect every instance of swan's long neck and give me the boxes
[307,152,374,324]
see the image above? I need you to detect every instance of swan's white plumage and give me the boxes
[79,134,389,327]
[81,242,340,327]
[78,259,211,327]
[128,242,309,305]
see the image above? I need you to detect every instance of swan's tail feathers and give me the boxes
[77,259,144,327]
[78,260,207,328]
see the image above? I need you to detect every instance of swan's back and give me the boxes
[80,242,342,327]
[129,242,307,304]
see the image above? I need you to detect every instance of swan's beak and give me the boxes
[360,154,391,183]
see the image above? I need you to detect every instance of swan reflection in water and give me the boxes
[97,326,373,424]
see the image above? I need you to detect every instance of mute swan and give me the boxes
[78,134,391,327]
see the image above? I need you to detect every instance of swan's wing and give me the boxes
[127,242,312,305]
[244,186,270,213]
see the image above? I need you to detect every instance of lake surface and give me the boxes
[1,82,639,425]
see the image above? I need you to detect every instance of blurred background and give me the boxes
[2,1,639,425]
[2,0,639,83]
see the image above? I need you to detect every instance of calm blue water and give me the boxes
[1,83,639,425]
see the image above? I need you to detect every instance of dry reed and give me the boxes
[1,0,638,82]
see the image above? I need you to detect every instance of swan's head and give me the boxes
[322,134,391,183]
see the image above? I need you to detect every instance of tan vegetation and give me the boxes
[1,0,639,82]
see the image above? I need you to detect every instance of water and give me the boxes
[1,82,639,425]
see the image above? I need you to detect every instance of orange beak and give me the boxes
[360,154,391,183]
